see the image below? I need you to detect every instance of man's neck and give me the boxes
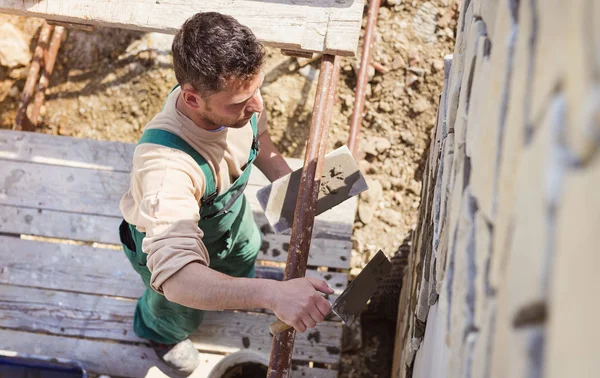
[175,94,222,131]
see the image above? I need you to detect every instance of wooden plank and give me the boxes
[0,206,351,269]
[0,129,305,182]
[0,284,342,364]
[0,0,363,56]
[0,330,336,378]
[0,130,135,172]
[0,158,354,238]
[0,236,348,298]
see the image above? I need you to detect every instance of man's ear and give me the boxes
[181,88,205,110]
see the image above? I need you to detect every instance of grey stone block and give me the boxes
[546,151,600,378]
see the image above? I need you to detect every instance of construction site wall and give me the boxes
[392,0,599,377]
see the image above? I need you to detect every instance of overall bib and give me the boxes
[120,113,262,345]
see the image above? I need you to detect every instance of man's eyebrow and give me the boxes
[235,87,260,104]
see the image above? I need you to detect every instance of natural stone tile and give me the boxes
[435,137,456,293]
[471,299,496,378]
[490,0,540,293]
[491,325,545,378]
[546,153,600,378]
[474,0,499,41]
[467,0,516,221]
[490,94,566,291]
[530,0,566,123]
[448,189,477,378]
[454,20,488,149]
[446,0,475,135]
[473,212,492,329]
[411,304,449,378]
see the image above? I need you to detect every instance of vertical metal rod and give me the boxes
[14,22,53,131]
[347,0,381,158]
[267,54,341,378]
[30,26,65,127]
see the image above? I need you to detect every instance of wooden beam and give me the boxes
[0,284,343,364]
[0,206,352,268]
[0,0,364,56]
[0,235,348,299]
[0,329,337,377]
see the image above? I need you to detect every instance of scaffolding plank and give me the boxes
[0,0,364,56]
[0,236,348,298]
[0,206,351,268]
[0,329,336,378]
[0,284,342,364]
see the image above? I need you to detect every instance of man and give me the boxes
[118,12,333,375]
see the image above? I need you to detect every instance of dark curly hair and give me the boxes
[172,12,265,94]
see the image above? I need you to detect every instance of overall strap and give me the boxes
[249,113,259,151]
[138,129,218,204]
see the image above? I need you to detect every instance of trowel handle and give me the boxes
[269,319,292,335]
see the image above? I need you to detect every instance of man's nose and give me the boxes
[246,91,264,113]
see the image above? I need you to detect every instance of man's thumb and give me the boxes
[307,277,334,294]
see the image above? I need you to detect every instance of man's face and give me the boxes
[186,72,265,129]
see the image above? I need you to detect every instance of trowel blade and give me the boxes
[256,145,369,234]
[331,250,392,326]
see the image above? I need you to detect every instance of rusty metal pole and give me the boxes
[14,22,53,131]
[30,25,65,127]
[267,54,341,377]
[347,0,382,158]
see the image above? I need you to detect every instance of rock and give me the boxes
[407,74,420,87]
[380,208,403,227]
[386,0,402,6]
[375,137,392,153]
[359,160,375,174]
[408,47,421,66]
[379,100,392,112]
[392,55,406,70]
[413,98,431,113]
[360,139,378,157]
[0,23,31,68]
[298,65,318,81]
[8,86,20,99]
[358,179,383,225]
[400,130,416,146]
[408,67,426,77]
[432,59,445,72]
[393,84,405,99]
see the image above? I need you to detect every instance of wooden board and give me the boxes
[0,130,304,181]
[0,329,337,378]
[0,206,352,268]
[0,236,348,299]
[0,0,364,56]
[0,130,135,172]
[0,284,342,365]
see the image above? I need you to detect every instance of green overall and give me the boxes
[120,113,262,345]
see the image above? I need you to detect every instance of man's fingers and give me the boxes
[293,319,307,333]
[310,307,325,323]
[302,315,317,330]
[306,277,334,294]
[315,295,332,317]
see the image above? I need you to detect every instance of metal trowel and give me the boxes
[257,145,369,234]
[269,250,392,335]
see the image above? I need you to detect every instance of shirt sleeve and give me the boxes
[133,146,211,294]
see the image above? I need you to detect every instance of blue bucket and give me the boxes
[0,354,88,378]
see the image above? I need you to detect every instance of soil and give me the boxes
[0,0,458,376]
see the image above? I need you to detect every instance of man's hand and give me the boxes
[269,277,334,333]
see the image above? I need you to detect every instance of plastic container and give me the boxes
[0,354,88,378]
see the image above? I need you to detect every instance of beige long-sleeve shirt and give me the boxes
[120,87,267,294]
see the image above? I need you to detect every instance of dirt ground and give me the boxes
[0,1,457,376]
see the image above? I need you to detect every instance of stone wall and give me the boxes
[392,0,599,377]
